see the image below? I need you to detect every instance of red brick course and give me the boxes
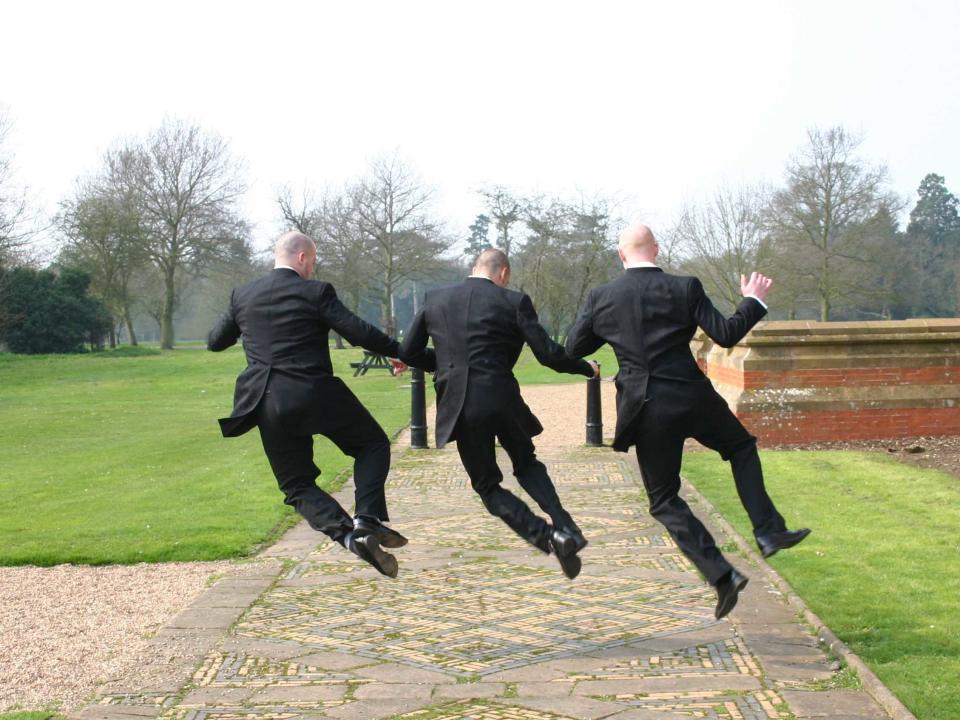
[696,319,960,444]
[740,408,960,445]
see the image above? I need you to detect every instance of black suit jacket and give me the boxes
[566,267,767,451]
[400,277,594,448]
[207,268,400,437]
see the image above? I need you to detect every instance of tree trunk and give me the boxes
[160,267,176,349]
[333,332,345,349]
[109,324,117,349]
[123,304,138,346]
[381,284,394,335]
[819,294,830,322]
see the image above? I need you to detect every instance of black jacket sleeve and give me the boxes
[689,277,767,348]
[398,308,437,372]
[207,290,241,351]
[565,288,606,359]
[318,283,400,357]
[518,294,594,377]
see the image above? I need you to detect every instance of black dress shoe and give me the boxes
[550,529,583,580]
[353,516,409,549]
[714,569,749,620]
[557,527,589,554]
[348,533,399,578]
[756,528,811,558]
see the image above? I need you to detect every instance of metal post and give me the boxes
[585,366,603,447]
[410,367,429,449]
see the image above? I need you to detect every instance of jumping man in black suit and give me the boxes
[399,249,599,579]
[566,223,810,618]
[208,231,408,578]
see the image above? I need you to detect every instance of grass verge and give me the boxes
[682,449,960,720]
[0,344,428,565]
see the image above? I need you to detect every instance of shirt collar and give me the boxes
[623,261,658,269]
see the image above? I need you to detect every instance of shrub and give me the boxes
[0,266,111,354]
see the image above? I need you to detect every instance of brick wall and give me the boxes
[698,319,960,444]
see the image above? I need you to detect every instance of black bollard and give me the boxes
[585,366,603,447]
[410,367,429,449]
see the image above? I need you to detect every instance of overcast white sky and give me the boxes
[3,0,959,253]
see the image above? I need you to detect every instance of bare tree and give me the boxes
[354,155,449,334]
[480,186,523,256]
[278,184,371,314]
[119,120,247,348]
[0,110,37,268]
[58,189,142,346]
[766,127,901,321]
[58,151,151,345]
[513,195,620,339]
[277,185,324,237]
[671,185,772,311]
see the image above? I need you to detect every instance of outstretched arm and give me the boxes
[565,289,606,359]
[691,273,769,348]
[207,290,241,351]
[518,294,594,377]
[398,308,437,372]
[318,283,400,357]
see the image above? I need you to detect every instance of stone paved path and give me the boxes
[74,391,894,720]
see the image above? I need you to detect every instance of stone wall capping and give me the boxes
[695,319,960,443]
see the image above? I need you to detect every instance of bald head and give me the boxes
[274,231,317,279]
[471,248,511,287]
[617,223,659,265]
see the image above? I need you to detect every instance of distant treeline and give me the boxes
[1,113,958,354]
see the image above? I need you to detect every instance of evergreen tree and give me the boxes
[465,213,491,260]
[0,267,111,353]
[907,173,960,245]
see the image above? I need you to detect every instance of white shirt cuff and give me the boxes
[745,294,767,310]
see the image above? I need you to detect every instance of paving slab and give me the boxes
[72,391,903,720]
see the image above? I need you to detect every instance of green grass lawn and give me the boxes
[0,340,608,567]
[0,344,428,566]
[512,343,619,384]
[682,450,960,720]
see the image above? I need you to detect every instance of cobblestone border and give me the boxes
[674,458,919,720]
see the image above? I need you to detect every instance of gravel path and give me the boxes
[0,561,235,712]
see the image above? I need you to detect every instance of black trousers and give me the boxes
[256,382,391,544]
[454,412,578,551]
[634,378,786,585]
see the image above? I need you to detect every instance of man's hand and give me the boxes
[741,272,773,303]
[390,358,408,376]
[588,360,601,379]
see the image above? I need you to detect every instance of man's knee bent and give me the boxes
[721,435,758,463]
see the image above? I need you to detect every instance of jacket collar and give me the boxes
[273,267,301,277]
[625,266,663,273]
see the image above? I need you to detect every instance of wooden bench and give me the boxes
[351,350,394,377]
